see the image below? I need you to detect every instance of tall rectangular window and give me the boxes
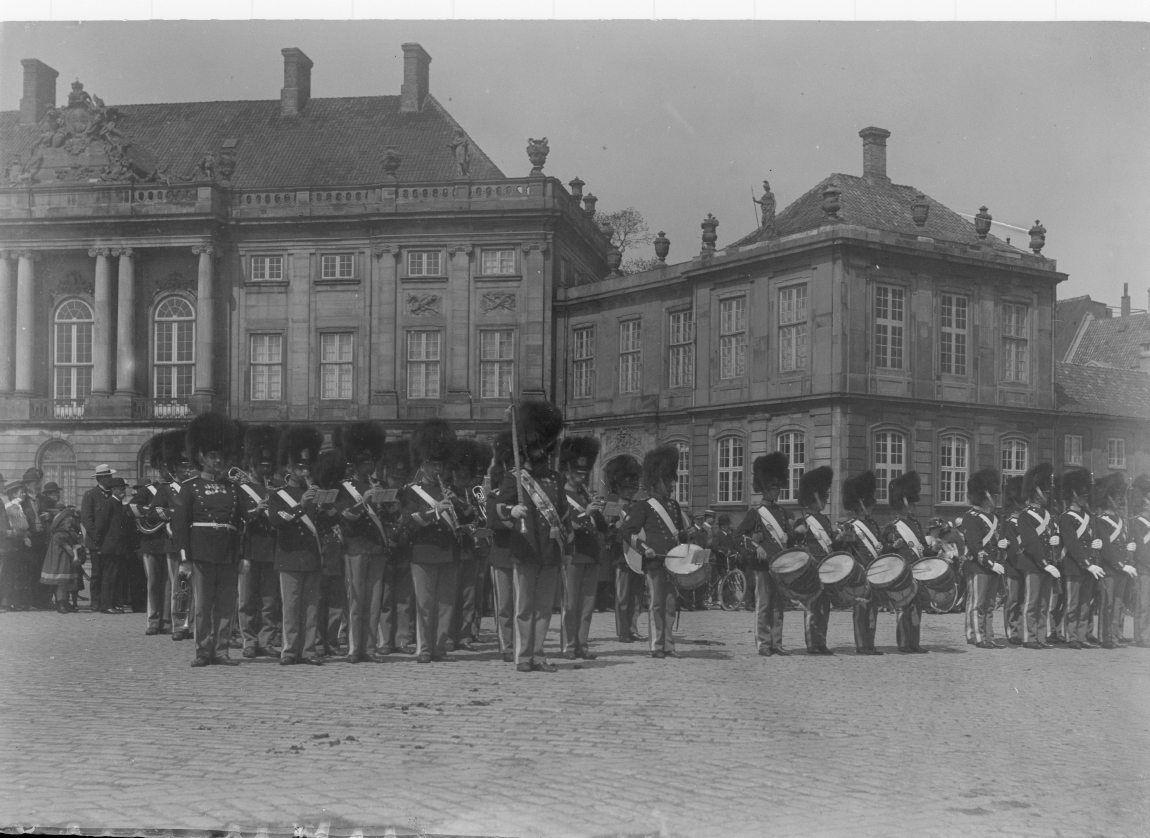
[619,319,642,394]
[250,334,283,401]
[406,251,443,277]
[1108,438,1126,469]
[480,329,515,399]
[717,436,745,504]
[1064,434,1083,466]
[719,296,747,379]
[250,255,283,281]
[778,284,809,373]
[873,430,907,504]
[480,248,517,275]
[1002,303,1029,383]
[1001,439,1029,480]
[776,431,806,503]
[674,443,691,506]
[572,326,595,399]
[938,434,969,505]
[320,253,355,280]
[153,297,196,401]
[874,285,905,370]
[407,330,442,399]
[319,332,354,400]
[667,309,695,388]
[940,293,968,376]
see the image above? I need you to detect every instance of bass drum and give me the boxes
[818,551,870,608]
[911,557,960,614]
[664,544,713,591]
[770,549,822,605]
[865,553,918,609]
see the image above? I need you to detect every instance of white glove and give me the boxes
[1044,564,1061,579]
[1087,564,1105,580]
[1048,534,1061,547]
[997,538,1009,550]
[1091,538,1103,550]
[510,504,528,520]
[1122,564,1138,578]
[990,562,1005,575]
[1126,542,1137,553]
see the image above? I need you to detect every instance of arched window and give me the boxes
[872,429,907,504]
[938,433,969,505]
[38,439,77,506]
[1001,438,1029,489]
[672,442,690,507]
[716,435,745,504]
[154,296,196,407]
[775,431,806,503]
[54,300,93,415]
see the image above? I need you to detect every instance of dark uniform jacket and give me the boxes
[1014,503,1057,576]
[80,486,117,554]
[171,474,241,564]
[237,480,276,564]
[834,515,884,568]
[882,513,930,564]
[1095,510,1133,575]
[400,476,464,565]
[338,477,388,557]
[565,483,606,565]
[796,509,835,561]
[270,483,321,573]
[959,507,1002,574]
[619,492,688,572]
[736,502,792,571]
[1131,511,1150,573]
[489,466,568,565]
[1001,509,1024,579]
[1059,505,1097,581]
[133,481,177,556]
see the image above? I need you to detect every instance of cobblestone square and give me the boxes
[1,608,1148,838]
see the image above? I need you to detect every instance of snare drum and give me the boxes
[770,549,822,604]
[818,551,870,607]
[865,553,918,609]
[912,557,960,613]
[665,544,713,591]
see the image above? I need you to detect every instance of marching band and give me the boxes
[3,401,1149,666]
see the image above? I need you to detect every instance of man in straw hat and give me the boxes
[1093,471,1139,649]
[79,464,120,613]
[959,468,1008,650]
[737,452,793,656]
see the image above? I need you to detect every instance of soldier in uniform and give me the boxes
[490,401,568,672]
[1129,475,1150,648]
[736,453,793,656]
[1014,463,1062,649]
[603,455,644,643]
[377,439,416,655]
[959,468,1008,649]
[620,444,694,660]
[882,471,929,653]
[236,425,281,659]
[1059,468,1105,649]
[486,432,519,662]
[171,413,244,667]
[313,448,348,658]
[1093,472,1139,648]
[792,466,836,655]
[131,437,178,635]
[1000,476,1025,645]
[160,433,197,640]
[558,436,606,661]
[448,437,493,653]
[401,419,468,664]
[835,471,884,655]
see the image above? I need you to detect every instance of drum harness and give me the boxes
[804,513,834,554]
[273,487,322,554]
[894,518,925,559]
[756,506,787,549]
[640,496,684,556]
[341,479,388,543]
[848,518,882,560]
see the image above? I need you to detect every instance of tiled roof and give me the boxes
[1056,362,1150,419]
[1065,312,1150,369]
[0,95,505,188]
[732,173,1021,256]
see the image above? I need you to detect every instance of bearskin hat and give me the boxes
[842,471,877,513]
[516,400,564,455]
[380,439,413,482]
[888,470,921,508]
[450,438,493,479]
[492,431,516,469]
[278,425,324,469]
[752,452,789,493]
[967,468,1001,504]
[335,422,386,465]
[147,431,170,472]
[411,419,456,464]
[186,412,242,465]
[642,445,680,489]
[1023,463,1054,500]
[243,425,280,469]
[1092,471,1127,508]
[798,466,834,507]
[559,436,600,472]
[311,448,346,490]
[1060,468,1093,503]
[603,455,642,494]
[1003,475,1024,510]
[1131,474,1150,504]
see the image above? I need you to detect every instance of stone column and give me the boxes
[14,250,40,395]
[371,245,400,418]
[89,247,114,396]
[0,252,14,393]
[193,243,215,395]
[446,244,473,414]
[114,248,137,395]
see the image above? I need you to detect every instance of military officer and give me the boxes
[736,453,793,656]
[792,466,836,655]
[236,425,281,659]
[959,468,1008,650]
[835,471,884,655]
[559,436,606,661]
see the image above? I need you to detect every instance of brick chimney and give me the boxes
[400,43,431,113]
[1121,282,1131,317]
[20,59,58,124]
[859,126,891,183]
[280,47,313,116]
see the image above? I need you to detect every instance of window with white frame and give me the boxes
[406,250,444,277]
[480,248,517,276]
[717,435,745,504]
[775,431,806,503]
[572,326,595,399]
[719,296,747,379]
[938,433,969,505]
[319,332,354,400]
[250,255,284,282]
[667,309,695,388]
[674,442,691,506]
[1001,439,1029,484]
[250,334,283,401]
[407,330,442,399]
[939,293,968,376]
[320,253,355,280]
[874,285,905,370]
[480,329,515,399]
[619,319,642,394]
[53,300,93,404]
[1064,434,1083,466]
[38,439,77,506]
[1108,438,1126,469]
[153,296,196,402]
[778,284,809,373]
[1002,303,1029,383]
[872,429,907,504]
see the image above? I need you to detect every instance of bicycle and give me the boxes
[684,549,746,611]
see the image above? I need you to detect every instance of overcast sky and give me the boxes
[1,19,1147,307]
